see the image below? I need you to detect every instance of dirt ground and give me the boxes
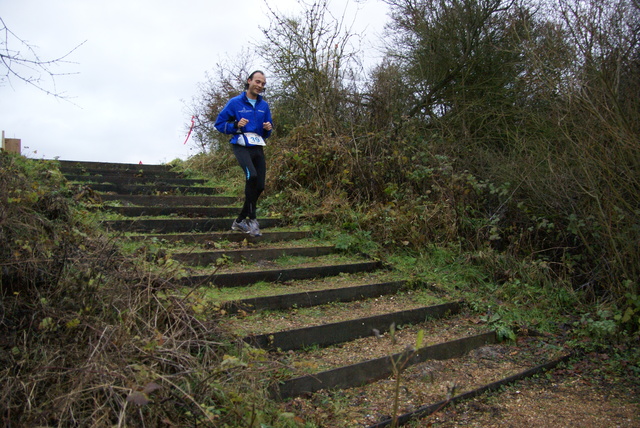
[253,294,639,427]
[279,346,639,427]
[420,356,640,428]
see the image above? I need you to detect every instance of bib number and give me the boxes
[242,132,266,146]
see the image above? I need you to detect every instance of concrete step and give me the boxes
[99,194,236,206]
[104,217,283,233]
[178,260,383,288]
[244,302,462,351]
[81,183,223,195]
[172,245,336,265]
[122,230,313,244]
[102,205,238,218]
[223,280,408,314]
[65,174,206,186]
[271,331,497,400]
[57,159,171,174]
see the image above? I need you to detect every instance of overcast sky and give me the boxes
[1,0,389,165]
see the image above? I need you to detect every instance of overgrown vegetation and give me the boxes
[0,153,293,426]
[186,0,640,345]
[2,0,639,424]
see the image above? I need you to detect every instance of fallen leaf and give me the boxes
[127,391,150,406]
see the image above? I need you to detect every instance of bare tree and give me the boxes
[186,49,258,153]
[259,0,362,133]
[0,17,84,97]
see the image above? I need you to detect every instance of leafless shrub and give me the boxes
[0,154,279,426]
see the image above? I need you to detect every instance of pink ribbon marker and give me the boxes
[183,116,195,144]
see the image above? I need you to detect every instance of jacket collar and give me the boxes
[242,91,263,104]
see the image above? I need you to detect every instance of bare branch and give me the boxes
[0,17,85,98]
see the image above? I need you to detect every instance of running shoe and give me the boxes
[248,218,262,237]
[231,219,251,234]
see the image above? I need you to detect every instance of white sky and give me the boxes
[1,0,389,164]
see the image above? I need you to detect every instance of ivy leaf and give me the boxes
[621,306,635,324]
[221,355,247,368]
[415,329,424,349]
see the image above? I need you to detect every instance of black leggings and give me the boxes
[232,144,266,220]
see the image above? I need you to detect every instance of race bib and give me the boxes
[242,132,266,146]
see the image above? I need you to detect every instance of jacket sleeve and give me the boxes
[214,99,239,135]
[263,103,273,139]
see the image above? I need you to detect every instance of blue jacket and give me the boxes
[214,92,273,146]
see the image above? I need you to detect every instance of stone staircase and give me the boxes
[59,159,571,427]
